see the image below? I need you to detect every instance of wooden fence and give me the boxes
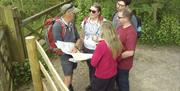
[0,26,13,91]
[0,6,26,62]
[0,0,73,91]
[25,36,69,91]
[22,0,72,91]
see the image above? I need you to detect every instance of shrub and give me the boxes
[139,15,180,46]
[13,60,31,88]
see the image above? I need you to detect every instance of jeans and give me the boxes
[116,70,129,91]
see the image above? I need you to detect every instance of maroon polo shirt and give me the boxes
[117,25,137,70]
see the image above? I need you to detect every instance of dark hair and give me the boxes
[117,0,131,6]
[92,3,101,15]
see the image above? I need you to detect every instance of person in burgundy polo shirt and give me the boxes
[116,8,137,91]
[91,21,123,91]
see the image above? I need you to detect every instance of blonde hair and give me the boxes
[122,7,132,20]
[101,21,123,59]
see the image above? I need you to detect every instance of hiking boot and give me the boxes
[69,84,74,91]
[85,85,91,91]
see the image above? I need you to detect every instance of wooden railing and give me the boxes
[25,36,69,91]
[22,1,73,91]
[21,0,73,39]
[0,6,26,62]
[0,26,13,91]
[0,0,73,91]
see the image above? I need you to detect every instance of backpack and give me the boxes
[135,15,142,38]
[44,17,65,55]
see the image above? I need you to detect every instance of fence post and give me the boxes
[25,36,43,91]
[0,6,25,62]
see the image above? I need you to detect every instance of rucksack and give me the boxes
[44,17,65,55]
[135,15,142,38]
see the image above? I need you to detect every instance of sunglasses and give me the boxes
[89,9,97,14]
[117,3,125,7]
[118,16,124,19]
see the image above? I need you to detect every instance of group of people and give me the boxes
[51,0,137,91]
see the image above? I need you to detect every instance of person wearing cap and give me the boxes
[52,3,81,91]
[80,2,106,91]
[112,0,138,30]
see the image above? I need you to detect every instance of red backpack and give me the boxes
[44,17,65,55]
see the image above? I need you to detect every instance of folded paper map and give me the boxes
[55,41,92,62]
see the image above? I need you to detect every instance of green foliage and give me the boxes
[140,15,180,46]
[13,59,31,88]
[130,0,180,46]
[157,16,174,44]
[12,58,49,88]
[139,18,158,44]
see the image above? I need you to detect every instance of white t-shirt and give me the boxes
[81,17,106,50]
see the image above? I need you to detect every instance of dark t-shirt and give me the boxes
[52,19,80,43]
[116,25,137,70]
[52,18,80,60]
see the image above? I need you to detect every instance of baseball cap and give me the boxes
[60,3,80,14]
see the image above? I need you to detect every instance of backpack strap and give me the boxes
[83,16,89,27]
[56,19,65,41]
[112,11,117,20]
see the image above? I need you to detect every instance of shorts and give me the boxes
[60,54,77,76]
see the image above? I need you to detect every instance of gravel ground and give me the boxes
[16,45,180,91]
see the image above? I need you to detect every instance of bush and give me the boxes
[140,15,180,46]
[13,60,32,88]
[157,15,180,45]
[140,15,180,45]
[139,17,158,44]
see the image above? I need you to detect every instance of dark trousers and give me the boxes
[92,76,116,91]
[86,59,95,86]
[83,47,95,86]
[116,70,129,91]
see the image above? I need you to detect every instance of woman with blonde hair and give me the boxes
[91,21,123,91]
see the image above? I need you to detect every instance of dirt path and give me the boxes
[16,45,180,91]
[130,45,180,91]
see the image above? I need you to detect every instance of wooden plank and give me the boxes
[0,26,5,42]
[42,80,48,91]
[21,0,73,26]
[1,6,25,62]
[25,36,43,91]
[39,62,58,91]
[36,41,69,91]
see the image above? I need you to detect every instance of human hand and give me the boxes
[71,47,78,53]
[92,36,98,42]
[54,49,63,55]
